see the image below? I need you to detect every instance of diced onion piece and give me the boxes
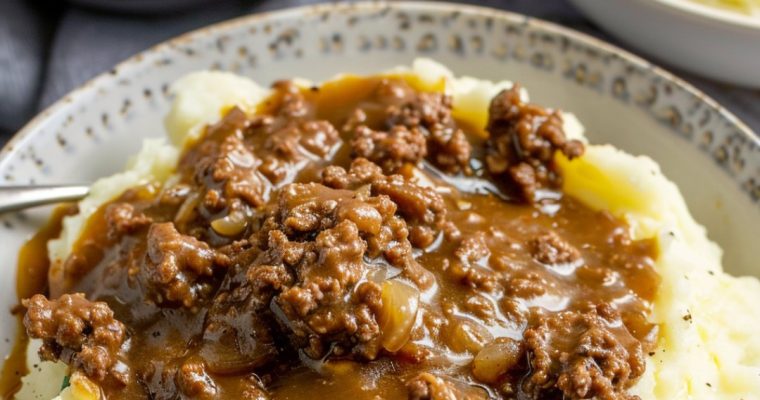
[59,372,100,400]
[471,338,522,384]
[456,200,472,210]
[444,318,493,354]
[210,211,247,236]
[355,184,372,197]
[379,279,420,352]
[200,340,271,375]
[174,191,201,226]
[337,202,382,235]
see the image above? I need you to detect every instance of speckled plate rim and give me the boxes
[1,1,757,167]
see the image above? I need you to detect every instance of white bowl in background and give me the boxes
[571,0,760,87]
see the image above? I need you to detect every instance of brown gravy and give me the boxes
[1,205,76,398]
[2,75,658,400]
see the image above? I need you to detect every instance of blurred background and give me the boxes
[1,0,758,144]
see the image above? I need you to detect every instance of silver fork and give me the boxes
[0,185,90,214]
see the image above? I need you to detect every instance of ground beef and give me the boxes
[105,202,151,239]
[298,120,341,157]
[23,293,128,384]
[485,85,584,202]
[530,231,582,265]
[321,158,449,249]
[405,373,487,400]
[372,173,447,248]
[141,222,229,307]
[258,119,340,184]
[271,80,309,119]
[321,157,384,190]
[351,125,427,173]
[521,304,646,400]
[143,356,266,400]
[214,133,268,208]
[427,126,472,175]
[200,260,285,375]
[447,233,498,290]
[204,180,420,364]
[506,273,549,298]
[385,89,453,130]
[194,108,270,209]
[179,103,340,240]
[454,233,491,264]
[386,88,471,174]
[345,80,472,175]
[18,76,658,400]
[174,359,217,398]
[270,183,412,359]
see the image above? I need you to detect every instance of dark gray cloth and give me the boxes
[1,0,759,143]
[0,0,52,132]
[39,0,246,109]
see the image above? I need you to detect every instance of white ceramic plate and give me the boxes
[1,1,758,368]
[571,0,760,87]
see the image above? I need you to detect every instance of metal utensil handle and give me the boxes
[0,185,90,214]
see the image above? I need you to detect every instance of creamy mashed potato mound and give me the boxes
[20,59,760,400]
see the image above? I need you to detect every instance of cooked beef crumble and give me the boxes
[141,222,230,307]
[23,293,129,385]
[523,304,646,400]
[486,85,584,202]
[14,76,658,400]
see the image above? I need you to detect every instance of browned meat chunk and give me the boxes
[142,222,229,307]
[200,261,286,375]
[13,76,658,400]
[275,220,380,357]
[385,88,471,174]
[345,79,471,174]
[259,120,340,184]
[190,108,269,211]
[205,181,421,365]
[385,89,453,130]
[141,357,267,400]
[351,125,427,173]
[271,183,416,358]
[522,304,645,400]
[321,157,384,190]
[298,120,341,157]
[175,360,217,398]
[23,293,128,384]
[448,233,498,290]
[406,373,488,400]
[372,173,447,248]
[427,126,472,175]
[271,80,309,119]
[454,233,491,264]
[211,134,268,208]
[321,158,449,249]
[486,86,584,202]
[530,231,582,265]
[105,202,151,238]
[255,81,339,184]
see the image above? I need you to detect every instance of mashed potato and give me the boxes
[559,149,760,399]
[20,59,760,400]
